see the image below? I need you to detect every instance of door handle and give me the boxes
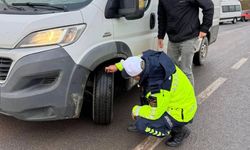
[150,13,156,30]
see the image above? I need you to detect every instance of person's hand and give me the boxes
[157,39,164,49]
[105,65,118,73]
[199,32,207,38]
[131,113,137,121]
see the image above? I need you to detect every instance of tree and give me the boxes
[240,0,250,10]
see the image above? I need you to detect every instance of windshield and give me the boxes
[0,0,92,12]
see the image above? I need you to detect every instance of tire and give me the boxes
[241,17,246,22]
[93,69,114,124]
[193,37,209,66]
[232,18,237,24]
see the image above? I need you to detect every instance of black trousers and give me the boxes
[135,112,190,138]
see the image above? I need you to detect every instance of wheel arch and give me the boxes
[79,42,133,121]
[79,41,133,71]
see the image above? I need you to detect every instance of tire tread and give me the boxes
[93,70,114,124]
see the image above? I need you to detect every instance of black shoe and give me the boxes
[127,122,138,132]
[165,126,191,147]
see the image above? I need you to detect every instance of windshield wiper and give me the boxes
[1,0,24,11]
[12,2,67,11]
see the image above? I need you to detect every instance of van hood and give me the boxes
[0,11,83,49]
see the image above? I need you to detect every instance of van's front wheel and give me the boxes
[93,69,114,124]
[232,18,237,24]
[193,37,208,66]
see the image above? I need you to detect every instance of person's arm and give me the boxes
[194,0,214,34]
[157,0,167,40]
[132,91,170,120]
[105,61,123,73]
[115,62,123,71]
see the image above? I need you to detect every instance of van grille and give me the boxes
[0,57,12,81]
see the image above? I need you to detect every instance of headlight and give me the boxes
[17,24,86,48]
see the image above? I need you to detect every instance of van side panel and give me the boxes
[198,0,220,44]
[208,24,219,44]
[207,0,221,44]
[64,3,114,66]
[111,0,158,56]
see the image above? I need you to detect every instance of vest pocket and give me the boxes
[167,107,183,122]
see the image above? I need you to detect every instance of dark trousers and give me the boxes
[135,112,189,138]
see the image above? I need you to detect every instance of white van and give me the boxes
[220,0,242,24]
[0,0,220,124]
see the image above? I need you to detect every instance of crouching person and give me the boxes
[105,50,197,147]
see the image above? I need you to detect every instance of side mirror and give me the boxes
[119,0,145,20]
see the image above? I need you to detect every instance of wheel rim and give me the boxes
[200,43,208,59]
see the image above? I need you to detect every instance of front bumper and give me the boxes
[0,47,90,121]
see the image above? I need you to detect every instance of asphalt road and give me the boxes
[0,21,250,150]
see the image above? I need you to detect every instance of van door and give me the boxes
[113,0,158,56]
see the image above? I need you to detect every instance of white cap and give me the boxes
[122,56,144,78]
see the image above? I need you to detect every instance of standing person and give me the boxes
[157,0,214,85]
[105,50,197,147]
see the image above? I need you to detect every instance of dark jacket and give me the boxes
[139,50,176,94]
[158,0,214,42]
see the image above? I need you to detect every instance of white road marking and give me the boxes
[231,58,248,70]
[133,136,164,150]
[197,77,227,105]
[133,77,227,150]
